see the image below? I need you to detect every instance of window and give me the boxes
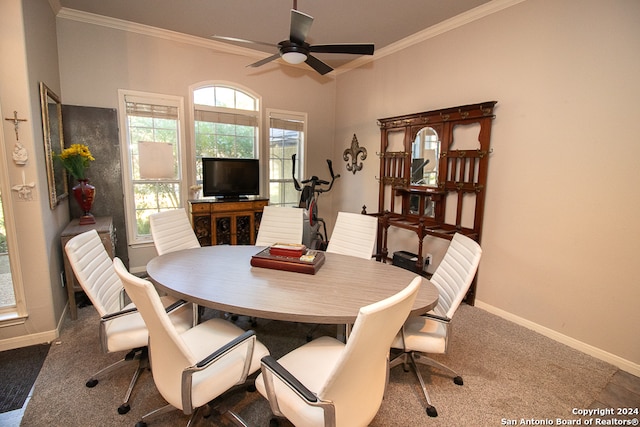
[0,116,27,321]
[118,91,186,243]
[268,110,306,207]
[192,84,260,183]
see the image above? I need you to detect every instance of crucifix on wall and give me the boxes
[4,110,29,165]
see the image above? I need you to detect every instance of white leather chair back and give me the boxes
[149,208,200,255]
[65,229,122,316]
[430,233,482,319]
[113,257,196,408]
[114,256,265,413]
[317,276,421,426]
[326,211,377,259]
[255,205,303,246]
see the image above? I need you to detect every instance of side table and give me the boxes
[60,216,115,319]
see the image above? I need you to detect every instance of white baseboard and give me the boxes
[129,266,147,275]
[0,304,66,352]
[0,328,59,352]
[475,300,640,377]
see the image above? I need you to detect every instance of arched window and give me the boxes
[192,84,260,182]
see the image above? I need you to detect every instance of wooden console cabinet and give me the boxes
[189,198,268,246]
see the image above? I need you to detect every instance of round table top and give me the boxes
[146,245,439,324]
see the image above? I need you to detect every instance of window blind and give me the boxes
[194,109,258,127]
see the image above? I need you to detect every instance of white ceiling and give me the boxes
[56,0,494,71]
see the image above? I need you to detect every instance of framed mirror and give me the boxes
[410,127,440,186]
[39,82,68,209]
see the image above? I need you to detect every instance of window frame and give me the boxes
[189,82,263,194]
[267,109,307,208]
[0,106,27,322]
[118,89,188,245]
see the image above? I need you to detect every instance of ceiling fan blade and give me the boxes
[290,9,313,45]
[310,44,375,55]
[247,53,282,68]
[305,54,333,75]
[212,35,278,49]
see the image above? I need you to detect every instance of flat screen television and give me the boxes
[202,157,260,199]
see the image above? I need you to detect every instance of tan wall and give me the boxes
[0,0,69,349]
[333,0,640,373]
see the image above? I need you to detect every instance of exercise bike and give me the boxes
[291,154,340,250]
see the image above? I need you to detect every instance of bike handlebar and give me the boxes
[291,154,340,195]
[292,154,302,191]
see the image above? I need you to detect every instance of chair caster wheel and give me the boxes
[453,376,463,385]
[86,378,98,388]
[426,405,438,417]
[118,404,130,414]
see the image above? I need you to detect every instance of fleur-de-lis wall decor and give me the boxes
[343,134,367,174]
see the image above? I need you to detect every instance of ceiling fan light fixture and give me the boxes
[281,50,307,64]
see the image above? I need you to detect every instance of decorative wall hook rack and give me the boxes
[343,133,367,174]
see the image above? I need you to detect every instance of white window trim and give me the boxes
[267,108,307,206]
[0,103,27,321]
[118,89,187,246]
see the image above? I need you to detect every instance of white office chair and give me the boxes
[113,257,270,427]
[64,230,193,415]
[149,208,200,255]
[390,233,482,417]
[255,276,422,427]
[301,211,378,341]
[255,205,304,247]
[326,211,378,259]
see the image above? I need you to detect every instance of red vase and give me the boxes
[72,179,96,225]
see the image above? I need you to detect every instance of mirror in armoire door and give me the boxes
[411,127,440,186]
[409,126,441,217]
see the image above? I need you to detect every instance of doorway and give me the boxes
[0,183,16,309]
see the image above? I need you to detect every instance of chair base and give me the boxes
[86,347,148,414]
[229,313,258,327]
[389,351,463,418]
[135,402,250,427]
[136,381,256,426]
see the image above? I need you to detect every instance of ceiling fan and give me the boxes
[212,1,374,75]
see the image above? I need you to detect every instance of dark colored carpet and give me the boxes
[0,343,50,413]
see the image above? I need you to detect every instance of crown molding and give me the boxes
[335,0,526,75]
[57,0,525,76]
[56,7,266,60]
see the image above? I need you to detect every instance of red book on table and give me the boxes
[251,247,325,275]
[268,243,307,258]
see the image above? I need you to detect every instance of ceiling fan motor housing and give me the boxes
[279,40,310,63]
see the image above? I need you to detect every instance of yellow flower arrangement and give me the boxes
[58,144,95,180]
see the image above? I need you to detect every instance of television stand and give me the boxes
[189,198,268,246]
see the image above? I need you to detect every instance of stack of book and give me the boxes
[251,243,325,274]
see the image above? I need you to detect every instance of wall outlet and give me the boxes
[425,253,433,266]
